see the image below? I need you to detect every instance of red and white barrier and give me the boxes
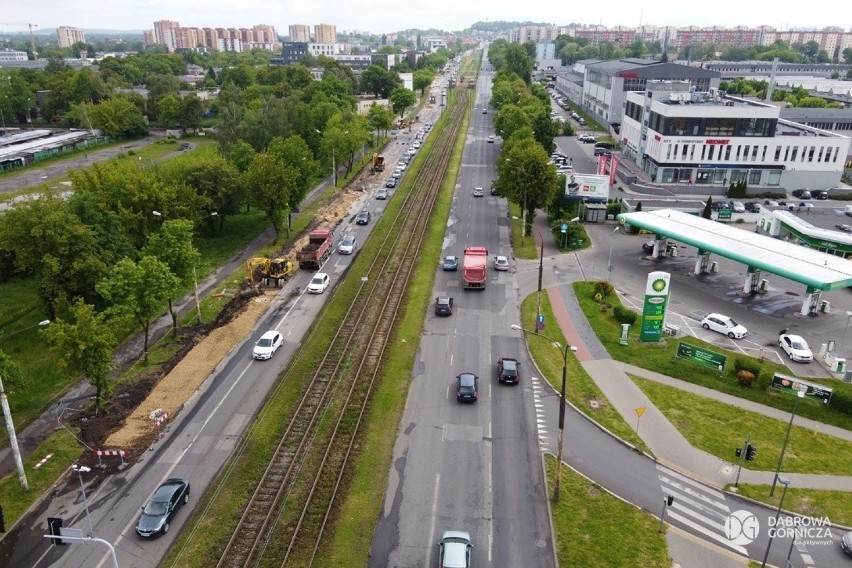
[94,448,127,468]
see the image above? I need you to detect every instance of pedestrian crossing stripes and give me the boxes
[656,465,749,556]
[530,377,551,452]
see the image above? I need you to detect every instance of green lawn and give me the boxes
[547,455,671,567]
[731,484,852,527]
[632,375,852,476]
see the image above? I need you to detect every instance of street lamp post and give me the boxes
[72,464,94,537]
[0,318,51,491]
[511,324,576,502]
[770,389,805,497]
[761,475,790,568]
[607,226,621,281]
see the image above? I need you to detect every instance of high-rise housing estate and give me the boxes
[314,23,336,44]
[153,20,181,52]
[56,26,86,48]
[289,24,310,42]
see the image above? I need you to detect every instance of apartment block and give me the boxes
[289,24,310,43]
[57,26,86,48]
[314,23,337,44]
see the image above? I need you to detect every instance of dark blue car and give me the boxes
[442,255,458,271]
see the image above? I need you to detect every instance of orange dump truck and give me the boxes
[462,246,488,289]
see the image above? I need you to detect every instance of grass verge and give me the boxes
[730,484,852,527]
[547,455,670,567]
[632,375,852,476]
[572,281,852,432]
[519,292,651,455]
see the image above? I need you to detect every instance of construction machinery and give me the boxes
[0,23,39,59]
[246,257,296,288]
[371,153,385,172]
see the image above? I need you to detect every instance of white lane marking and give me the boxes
[666,511,748,556]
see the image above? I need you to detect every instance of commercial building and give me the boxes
[314,24,336,45]
[619,80,851,190]
[289,24,310,43]
[57,27,86,48]
[581,59,720,131]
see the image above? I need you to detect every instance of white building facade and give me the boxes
[620,81,850,190]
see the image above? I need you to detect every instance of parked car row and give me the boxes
[696,313,814,363]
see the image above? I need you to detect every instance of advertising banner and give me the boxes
[676,342,727,371]
[565,173,610,203]
[609,155,619,185]
[771,373,833,404]
[639,271,670,342]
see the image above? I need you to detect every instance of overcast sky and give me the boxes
[9,1,850,34]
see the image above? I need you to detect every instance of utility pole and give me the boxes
[0,375,28,491]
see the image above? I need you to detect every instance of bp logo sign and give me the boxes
[724,510,760,546]
[651,278,668,293]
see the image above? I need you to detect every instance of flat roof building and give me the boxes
[619,80,851,190]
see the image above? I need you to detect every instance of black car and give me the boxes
[136,478,190,538]
[456,372,479,402]
[497,358,520,384]
[356,210,371,225]
[435,296,454,316]
[744,202,761,213]
[812,190,829,200]
[791,189,811,199]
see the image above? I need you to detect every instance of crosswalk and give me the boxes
[530,376,552,452]
[657,465,750,556]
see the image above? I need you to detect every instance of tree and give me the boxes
[0,351,25,391]
[243,152,297,243]
[143,219,201,330]
[496,130,559,236]
[43,300,115,411]
[367,103,395,145]
[390,87,416,119]
[87,96,149,138]
[157,93,182,128]
[97,256,180,363]
[702,196,713,219]
[267,135,318,215]
[359,64,400,98]
[413,69,434,96]
[179,93,205,133]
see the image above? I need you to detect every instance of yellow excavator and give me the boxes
[246,257,296,288]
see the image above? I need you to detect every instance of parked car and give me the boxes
[700,313,748,339]
[593,147,611,156]
[792,189,811,199]
[307,273,330,294]
[376,188,389,200]
[812,190,829,200]
[578,134,597,143]
[779,334,813,363]
[385,178,397,189]
[442,255,459,271]
[438,530,472,568]
[135,478,190,538]
[744,202,761,213]
[841,530,852,557]
[252,330,284,360]
[356,210,371,225]
[642,240,676,254]
[473,187,484,197]
[494,255,510,271]
[435,296,454,316]
[497,357,520,384]
[731,201,746,213]
[339,235,356,255]
[455,372,479,402]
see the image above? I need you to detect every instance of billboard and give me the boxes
[565,173,610,203]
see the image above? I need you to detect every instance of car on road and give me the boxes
[413,141,421,148]
[578,134,597,143]
[407,147,417,155]
[473,186,484,197]
[497,357,520,384]
[136,478,190,538]
[438,530,472,568]
[700,313,748,339]
[385,178,397,189]
[841,530,852,557]
[392,169,402,179]
[455,372,479,403]
[487,135,495,143]
[442,255,458,271]
[339,235,356,255]
[307,273,330,294]
[435,296,454,316]
[779,334,813,362]
[356,210,371,225]
[396,162,406,171]
[376,188,389,200]
[494,255,509,271]
[482,108,488,114]
[252,330,283,360]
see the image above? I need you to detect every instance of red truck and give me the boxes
[297,228,333,269]
[462,246,488,289]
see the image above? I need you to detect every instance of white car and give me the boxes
[307,273,330,294]
[473,187,484,197]
[438,530,472,568]
[413,141,421,148]
[779,334,813,363]
[252,330,283,360]
[731,201,746,213]
[397,162,406,171]
[494,255,510,271]
[700,313,748,339]
[407,147,417,155]
[339,235,356,255]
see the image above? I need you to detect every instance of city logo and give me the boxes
[724,510,760,546]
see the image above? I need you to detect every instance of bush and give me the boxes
[593,280,614,298]
[737,370,756,387]
[734,358,761,376]
[613,305,638,325]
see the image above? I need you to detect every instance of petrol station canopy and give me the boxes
[617,209,852,291]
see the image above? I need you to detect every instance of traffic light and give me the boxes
[735,447,742,458]
[666,495,674,507]
[47,517,66,545]
[745,443,758,462]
